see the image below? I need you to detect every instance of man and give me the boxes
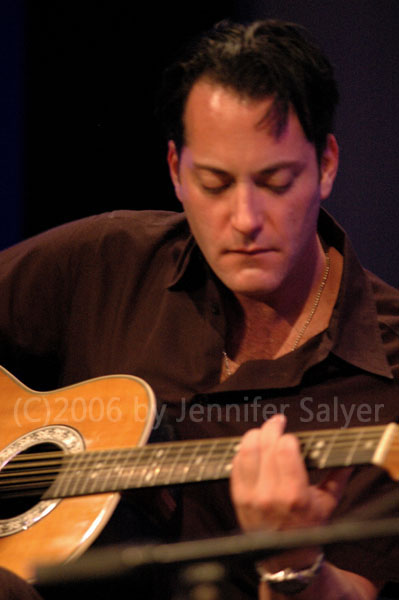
[0,19,398,600]
[162,20,399,597]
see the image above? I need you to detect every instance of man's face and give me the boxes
[168,79,338,304]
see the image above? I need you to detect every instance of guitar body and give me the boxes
[0,366,156,581]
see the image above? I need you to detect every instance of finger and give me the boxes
[257,413,287,458]
[305,468,354,524]
[231,428,261,489]
[233,414,286,484]
[231,415,289,529]
[261,413,287,442]
[274,433,309,493]
[255,413,287,485]
[317,467,353,504]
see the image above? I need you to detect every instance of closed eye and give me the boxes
[255,170,296,195]
[201,182,231,195]
[194,166,232,195]
[266,181,294,194]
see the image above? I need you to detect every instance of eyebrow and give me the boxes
[192,164,229,176]
[192,160,304,175]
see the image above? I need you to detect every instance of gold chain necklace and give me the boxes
[291,253,330,351]
[222,253,330,376]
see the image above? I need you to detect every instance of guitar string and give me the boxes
[2,424,387,466]
[0,434,385,480]
[0,440,385,482]
[0,445,386,499]
[0,442,380,499]
[0,427,387,474]
[0,429,388,496]
[0,452,389,498]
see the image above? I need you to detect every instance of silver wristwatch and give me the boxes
[256,553,324,594]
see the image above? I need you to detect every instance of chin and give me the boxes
[216,254,286,294]
[223,275,282,300]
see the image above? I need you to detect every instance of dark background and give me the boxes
[1,0,398,285]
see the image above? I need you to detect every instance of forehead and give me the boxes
[182,79,315,169]
[185,79,280,133]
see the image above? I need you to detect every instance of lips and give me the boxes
[228,247,272,255]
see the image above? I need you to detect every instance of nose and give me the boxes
[230,183,263,240]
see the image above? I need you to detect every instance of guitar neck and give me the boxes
[41,423,398,500]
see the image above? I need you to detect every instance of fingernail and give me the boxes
[271,413,286,425]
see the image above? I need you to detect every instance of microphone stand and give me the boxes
[35,514,399,599]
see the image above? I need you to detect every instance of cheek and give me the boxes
[182,197,211,232]
[274,192,320,246]
[181,186,226,232]
[179,194,217,251]
[271,202,302,239]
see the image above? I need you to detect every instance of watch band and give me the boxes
[256,552,324,594]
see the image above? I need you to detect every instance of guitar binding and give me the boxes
[0,425,85,537]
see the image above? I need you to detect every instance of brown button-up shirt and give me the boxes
[0,208,398,593]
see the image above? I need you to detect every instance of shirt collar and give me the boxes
[318,209,393,379]
[166,209,393,380]
[165,224,199,289]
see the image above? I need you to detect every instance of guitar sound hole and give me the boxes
[0,443,62,519]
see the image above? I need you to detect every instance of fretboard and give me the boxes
[2,424,397,501]
[42,424,395,499]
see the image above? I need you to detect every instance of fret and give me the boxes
[139,447,161,486]
[139,444,182,487]
[165,443,186,486]
[132,444,169,487]
[131,446,165,488]
[114,447,133,490]
[344,430,365,466]
[84,448,134,494]
[100,448,126,493]
[168,442,197,484]
[35,424,398,501]
[59,452,86,498]
[319,429,338,469]
[150,444,176,486]
[133,447,150,487]
[193,441,216,482]
[303,436,329,469]
[298,427,384,469]
[188,442,205,483]
[195,443,218,482]
[150,446,168,486]
[211,440,237,480]
[44,452,68,499]
[195,440,218,482]
[300,431,317,466]
[214,440,238,479]
[143,446,180,487]
[182,442,201,483]
[82,451,106,495]
[118,446,141,489]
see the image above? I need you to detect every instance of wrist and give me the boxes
[256,551,324,595]
[257,547,322,574]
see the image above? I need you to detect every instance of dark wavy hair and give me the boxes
[158,19,339,161]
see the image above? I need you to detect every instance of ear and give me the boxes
[167,140,183,202]
[319,134,339,200]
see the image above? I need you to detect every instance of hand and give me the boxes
[230,415,378,600]
[230,414,352,533]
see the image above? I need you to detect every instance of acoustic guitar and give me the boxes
[0,365,398,580]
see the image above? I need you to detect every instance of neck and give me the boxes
[223,241,341,370]
[250,236,326,315]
